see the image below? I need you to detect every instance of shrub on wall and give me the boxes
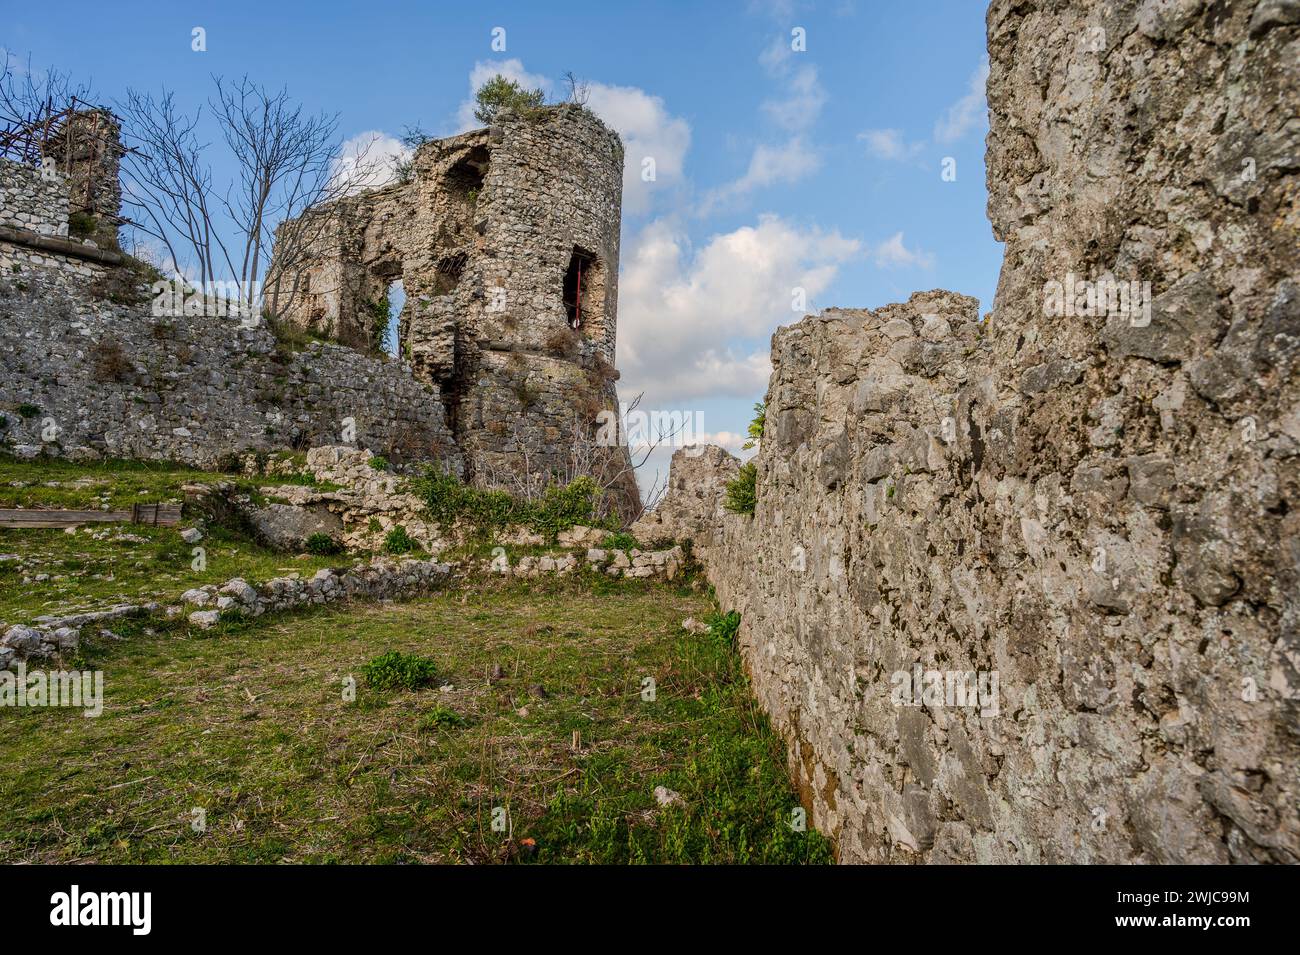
[724,462,757,515]
[384,525,418,554]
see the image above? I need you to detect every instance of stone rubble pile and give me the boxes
[0,603,155,669]
[489,545,686,580]
[182,556,453,629]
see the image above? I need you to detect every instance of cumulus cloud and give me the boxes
[454,58,551,132]
[331,131,410,194]
[617,215,860,405]
[857,127,923,161]
[585,82,691,217]
[933,57,990,144]
[700,137,820,214]
[872,231,934,269]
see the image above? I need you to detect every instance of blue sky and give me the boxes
[4,0,1000,491]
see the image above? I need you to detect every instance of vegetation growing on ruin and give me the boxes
[67,210,98,238]
[724,461,758,515]
[366,291,391,355]
[304,532,343,556]
[0,580,831,864]
[743,401,765,450]
[413,470,618,541]
[383,525,418,555]
[473,75,546,124]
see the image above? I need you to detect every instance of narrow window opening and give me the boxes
[384,279,405,357]
[563,247,603,333]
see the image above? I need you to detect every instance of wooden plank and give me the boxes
[0,505,182,528]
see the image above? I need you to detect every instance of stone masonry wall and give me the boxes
[666,0,1299,864]
[0,159,70,237]
[0,270,461,471]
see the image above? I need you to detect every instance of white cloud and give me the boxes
[858,128,923,161]
[585,82,691,217]
[762,64,826,131]
[616,215,860,406]
[758,35,793,74]
[933,57,990,144]
[758,34,826,132]
[331,131,410,195]
[872,231,934,270]
[700,137,820,214]
[454,59,551,132]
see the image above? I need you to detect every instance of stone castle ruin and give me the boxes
[266,105,632,509]
[1,0,1295,866]
[0,102,638,518]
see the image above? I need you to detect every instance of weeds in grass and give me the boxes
[362,650,439,691]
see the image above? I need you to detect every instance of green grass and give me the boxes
[0,524,341,624]
[0,453,334,511]
[0,578,832,864]
[0,455,350,623]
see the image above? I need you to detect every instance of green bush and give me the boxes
[723,462,757,515]
[474,75,546,124]
[368,456,390,472]
[411,470,611,541]
[531,476,601,539]
[304,532,343,556]
[601,531,639,551]
[707,610,741,645]
[16,404,40,419]
[362,651,439,691]
[384,526,418,554]
[68,211,98,238]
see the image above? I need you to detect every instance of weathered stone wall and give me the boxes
[0,159,70,237]
[0,271,461,471]
[267,105,638,519]
[0,157,120,282]
[663,0,1298,863]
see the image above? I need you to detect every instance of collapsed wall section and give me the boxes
[667,0,1298,863]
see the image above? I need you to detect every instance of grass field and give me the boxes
[0,577,832,864]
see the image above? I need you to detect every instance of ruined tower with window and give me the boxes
[266,104,637,515]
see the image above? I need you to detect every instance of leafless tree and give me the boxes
[117,74,385,311]
[562,71,591,107]
[117,88,224,288]
[474,391,683,524]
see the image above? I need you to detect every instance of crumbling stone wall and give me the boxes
[2,105,639,518]
[0,157,115,281]
[44,108,124,251]
[0,271,461,470]
[268,105,638,518]
[660,0,1298,863]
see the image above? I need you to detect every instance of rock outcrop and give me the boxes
[651,0,1299,863]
